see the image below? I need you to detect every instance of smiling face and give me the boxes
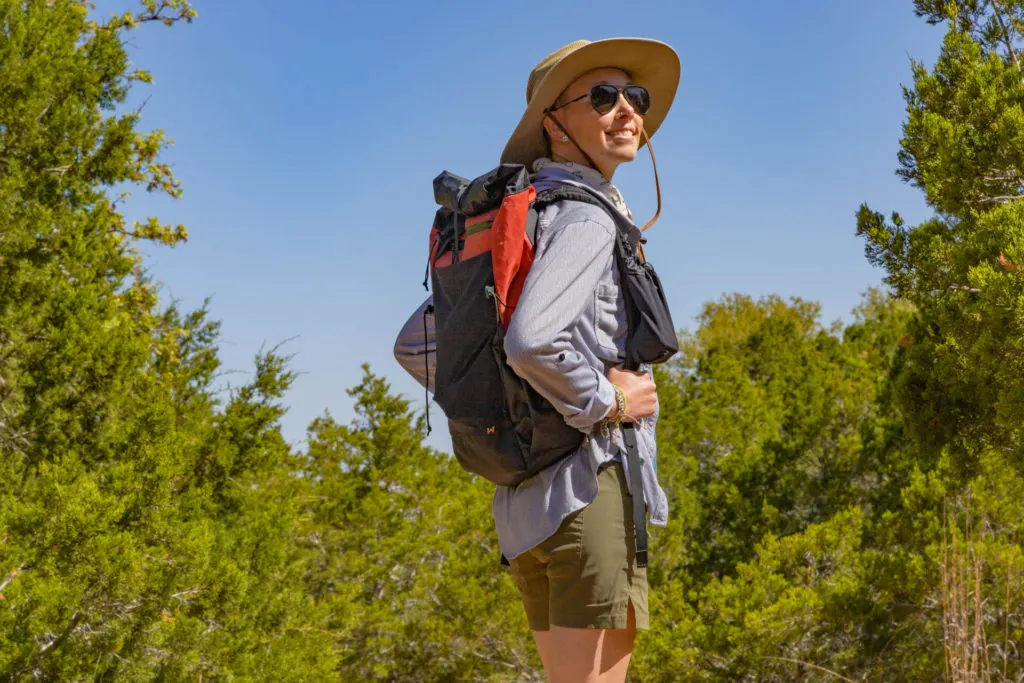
[543,67,643,180]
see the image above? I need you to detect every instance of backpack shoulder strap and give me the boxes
[529,185,608,246]
[533,185,604,211]
[525,206,540,246]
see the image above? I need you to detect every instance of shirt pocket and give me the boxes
[593,284,624,359]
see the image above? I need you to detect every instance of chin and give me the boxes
[608,147,639,164]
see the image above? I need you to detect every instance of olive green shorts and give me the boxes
[508,462,649,631]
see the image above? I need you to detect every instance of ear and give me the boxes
[542,115,563,140]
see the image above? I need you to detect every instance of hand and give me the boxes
[606,366,658,422]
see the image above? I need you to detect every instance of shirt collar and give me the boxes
[532,158,632,220]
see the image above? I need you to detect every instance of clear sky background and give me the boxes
[92,0,944,451]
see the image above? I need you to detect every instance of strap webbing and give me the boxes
[621,423,648,568]
[525,207,539,245]
[423,303,434,435]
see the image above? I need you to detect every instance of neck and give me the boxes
[551,150,616,180]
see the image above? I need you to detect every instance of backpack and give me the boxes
[426,163,678,488]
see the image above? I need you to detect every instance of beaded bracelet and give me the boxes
[607,384,627,426]
[599,384,628,438]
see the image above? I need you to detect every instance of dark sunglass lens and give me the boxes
[589,84,620,114]
[624,86,651,115]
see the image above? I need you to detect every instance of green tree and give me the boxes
[649,292,914,580]
[0,2,336,679]
[857,1,1024,677]
[634,292,919,682]
[298,367,543,682]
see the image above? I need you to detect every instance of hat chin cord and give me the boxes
[544,112,662,233]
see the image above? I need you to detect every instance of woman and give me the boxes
[395,38,680,683]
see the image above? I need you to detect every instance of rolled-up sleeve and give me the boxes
[504,218,616,431]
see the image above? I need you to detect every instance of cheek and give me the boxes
[567,111,607,144]
[587,112,616,142]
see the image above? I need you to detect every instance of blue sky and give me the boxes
[95,0,944,450]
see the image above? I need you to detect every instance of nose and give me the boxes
[615,91,635,117]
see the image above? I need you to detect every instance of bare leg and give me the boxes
[532,629,554,680]
[543,602,637,683]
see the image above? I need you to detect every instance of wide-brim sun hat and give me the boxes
[501,38,680,167]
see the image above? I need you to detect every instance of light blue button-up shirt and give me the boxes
[394,161,669,559]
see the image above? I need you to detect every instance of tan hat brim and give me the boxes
[500,38,680,167]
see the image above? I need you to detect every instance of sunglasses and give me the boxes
[547,84,651,116]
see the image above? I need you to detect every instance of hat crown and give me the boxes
[525,40,591,105]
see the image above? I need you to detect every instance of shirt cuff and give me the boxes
[564,370,616,432]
